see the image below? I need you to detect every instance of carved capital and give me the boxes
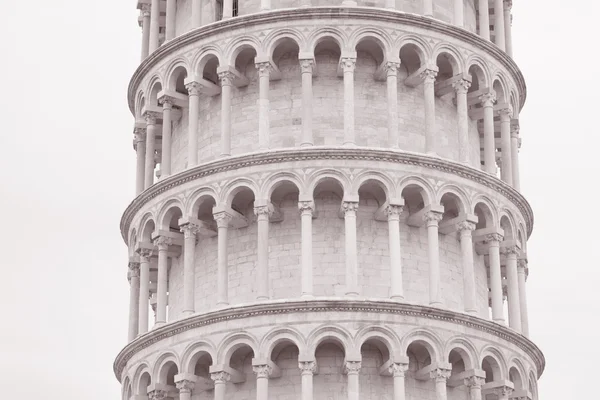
[479,92,496,106]
[344,361,361,375]
[385,61,400,77]
[342,201,359,214]
[211,371,231,384]
[127,262,140,281]
[340,57,356,72]
[255,61,272,78]
[175,379,195,393]
[485,233,504,244]
[386,204,404,219]
[457,221,476,232]
[503,0,513,10]
[493,386,513,397]
[141,4,151,17]
[420,68,438,82]
[430,368,452,382]
[298,200,315,215]
[153,236,173,250]
[144,111,161,125]
[148,390,167,400]
[133,127,147,140]
[501,245,519,256]
[180,223,201,238]
[299,361,317,375]
[213,212,233,228]
[218,71,235,87]
[185,81,202,96]
[299,58,315,74]
[510,124,520,137]
[389,362,408,377]
[464,375,485,388]
[137,247,153,261]
[423,211,443,225]
[498,107,513,119]
[254,205,272,218]
[158,95,175,108]
[452,78,471,94]
[253,364,272,379]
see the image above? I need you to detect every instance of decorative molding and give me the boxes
[113,299,545,382]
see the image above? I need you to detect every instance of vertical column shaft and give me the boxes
[166,0,177,40]
[140,6,151,60]
[504,0,513,57]
[138,250,151,335]
[261,0,271,10]
[144,113,159,189]
[453,79,471,163]
[465,376,485,400]
[459,222,477,315]
[478,0,490,40]
[454,0,464,26]
[181,224,199,316]
[154,237,171,325]
[219,72,234,156]
[185,82,201,168]
[385,0,395,9]
[424,0,433,16]
[134,129,146,195]
[127,262,140,341]
[499,108,513,185]
[254,206,271,301]
[253,365,271,400]
[341,58,356,146]
[176,380,196,400]
[343,201,359,296]
[299,362,316,400]
[481,93,496,174]
[214,212,232,306]
[160,97,173,177]
[149,0,160,53]
[345,362,361,400]
[422,69,438,154]
[191,0,202,29]
[390,363,408,400]
[433,370,451,400]
[299,59,314,146]
[387,205,404,300]
[487,234,505,323]
[504,247,522,331]
[211,372,230,400]
[256,62,271,150]
[494,0,506,50]
[425,211,443,307]
[518,260,530,336]
[386,62,400,148]
[511,127,521,191]
[299,201,314,297]
[223,0,233,19]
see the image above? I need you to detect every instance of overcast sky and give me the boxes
[0,1,597,398]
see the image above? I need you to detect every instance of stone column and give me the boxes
[149,0,160,53]
[386,61,400,148]
[299,201,314,298]
[191,0,202,29]
[214,212,233,306]
[493,0,506,50]
[458,221,477,315]
[425,211,444,307]
[134,128,146,195]
[180,223,200,316]
[154,236,172,326]
[299,361,316,400]
[137,248,152,335]
[128,261,140,341]
[341,57,357,146]
[385,0,395,9]
[299,59,314,146]
[219,71,234,157]
[254,205,272,301]
[503,246,522,331]
[504,0,513,56]
[499,107,513,185]
[223,0,233,19]
[253,364,272,400]
[211,371,230,400]
[422,69,438,154]
[423,0,433,16]
[140,5,151,60]
[478,0,490,40]
[261,0,271,10]
[159,96,174,178]
[165,0,177,41]
[431,369,451,400]
[390,363,408,400]
[510,125,521,191]
[144,112,160,189]
[453,79,471,164]
[344,361,361,400]
[256,62,271,150]
[342,201,359,296]
[176,379,196,400]
[185,81,201,168]
[487,233,505,324]
[454,0,464,26]
[464,376,485,400]
[518,260,530,336]
[387,205,405,300]
[480,93,496,175]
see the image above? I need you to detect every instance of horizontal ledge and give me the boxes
[113,298,545,383]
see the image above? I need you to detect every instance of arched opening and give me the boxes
[406,340,433,372]
[435,52,458,82]
[148,81,163,108]
[447,348,471,398]
[312,177,345,296]
[188,351,214,396]
[482,355,502,383]
[399,43,424,76]
[227,344,256,397]
[359,338,392,397]
[160,205,183,233]
[168,66,188,95]
[268,339,300,397]
[313,337,347,398]
[500,215,514,241]
[509,366,523,391]
[157,360,179,387]
[136,371,151,396]
[474,202,494,230]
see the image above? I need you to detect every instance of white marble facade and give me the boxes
[118,1,541,400]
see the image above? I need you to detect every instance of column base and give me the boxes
[182,310,194,317]
[301,293,315,299]
[153,321,166,329]
[257,295,269,301]
[341,0,357,5]
[345,291,359,297]
[429,301,443,307]
[390,295,405,301]
[217,301,230,308]
[300,142,314,147]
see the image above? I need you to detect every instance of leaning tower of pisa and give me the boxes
[117,0,544,399]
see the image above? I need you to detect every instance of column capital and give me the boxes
[253,364,273,379]
[255,61,272,78]
[500,245,519,256]
[175,379,195,393]
[298,200,315,215]
[457,220,476,232]
[452,78,471,94]
[180,222,201,238]
[128,261,141,281]
[342,201,359,214]
[485,233,504,245]
[344,360,361,375]
[299,361,317,375]
[389,362,409,377]
[423,210,443,226]
[420,68,438,83]
[213,211,233,228]
[158,95,175,108]
[517,259,529,277]
[299,58,315,74]
[144,111,161,125]
[153,236,173,250]
[148,389,167,400]
[385,61,401,77]
[141,3,151,16]
[136,247,154,261]
[479,92,497,107]
[218,70,236,87]
[185,80,202,96]
[340,57,357,72]
[386,204,404,220]
[211,371,231,384]
[503,0,513,9]
[134,127,147,139]
[498,106,513,119]
[493,386,514,397]
[464,375,486,388]
[254,205,273,218]
[430,367,452,382]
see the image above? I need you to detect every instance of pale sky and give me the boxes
[0,1,597,398]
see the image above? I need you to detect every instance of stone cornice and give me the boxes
[127,7,527,115]
[119,147,534,241]
[113,299,545,381]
